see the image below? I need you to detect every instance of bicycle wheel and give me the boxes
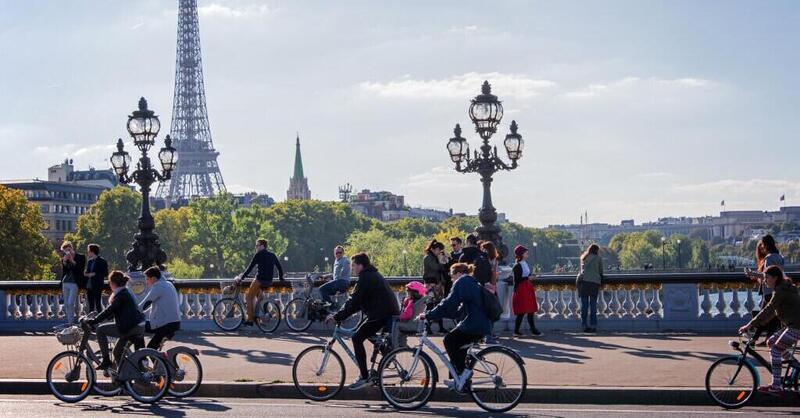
[212,298,244,331]
[705,355,757,409]
[340,310,363,333]
[379,347,435,410]
[285,298,313,332]
[123,350,172,404]
[92,349,124,397]
[292,345,345,401]
[168,351,203,398]
[46,351,95,403]
[255,299,281,333]
[468,346,527,413]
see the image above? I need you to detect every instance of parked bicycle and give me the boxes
[378,319,527,413]
[46,316,172,404]
[211,280,282,333]
[291,319,394,401]
[706,329,800,408]
[284,274,362,332]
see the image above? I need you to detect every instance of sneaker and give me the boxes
[242,321,254,327]
[95,360,112,371]
[513,330,523,337]
[485,336,498,344]
[582,326,591,333]
[587,327,597,333]
[348,377,370,390]
[758,385,785,396]
[531,329,544,337]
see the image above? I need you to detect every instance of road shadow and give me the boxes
[56,398,231,417]
[321,400,530,417]
[187,335,295,365]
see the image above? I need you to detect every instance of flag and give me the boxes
[720,200,725,206]
[780,194,785,202]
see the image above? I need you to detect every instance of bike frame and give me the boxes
[729,334,799,389]
[404,325,493,390]
[230,281,280,316]
[315,325,389,377]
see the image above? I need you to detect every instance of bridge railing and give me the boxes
[2,271,794,332]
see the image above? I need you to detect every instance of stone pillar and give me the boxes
[662,283,699,321]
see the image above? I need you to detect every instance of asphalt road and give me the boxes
[0,396,795,418]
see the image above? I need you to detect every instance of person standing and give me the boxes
[577,244,603,333]
[139,266,181,349]
[235,238,285,327]
[327,253,400,390]
[459,234,481,264]
[423,240,448,333]
[512,245,542,337]
[480,241,500,343]
[84,244,108,313]
[60,241,86,323]
[319,245,351,308]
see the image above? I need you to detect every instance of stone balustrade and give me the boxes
[1,271,795,332]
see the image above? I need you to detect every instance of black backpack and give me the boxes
[473,252,493,285]
[480,285,503,322]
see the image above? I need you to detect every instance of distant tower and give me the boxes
[287,134,311,200]
[156,0,226,204]
[338,183,353,203]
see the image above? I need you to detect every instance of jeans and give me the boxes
[86,287,103,313]
[352,317,390,379]
[97,322,145,365]
[62,282,79,323]
[578,281,600,327]
[319,279,349,305]
[443,329,482,374]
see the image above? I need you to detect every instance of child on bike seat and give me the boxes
[396,281,429,347]
[739,265,800,396]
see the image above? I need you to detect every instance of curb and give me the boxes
[1,379,796,406]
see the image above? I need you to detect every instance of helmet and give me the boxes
[405,281,426,295]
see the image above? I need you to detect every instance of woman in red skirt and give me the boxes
[512,245,542,337]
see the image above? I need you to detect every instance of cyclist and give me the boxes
[418,262,491,391]
[326,252,399,390]
[236,238,285,327]
[738,265,800,395]
[86,271,145,370]
[139,266,181,349]
[318,245,351,308]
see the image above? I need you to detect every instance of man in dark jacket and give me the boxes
[87,271,145,370]
[84,244,109,313]
[236,239,285,326]
[327,252,400,390]
[60,241,86,323]
[458,234,481,264]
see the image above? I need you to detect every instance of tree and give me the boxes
[345,229,428,276]
[377,218,439,240]
[0,186,58,280]
[154,206,193,262]
[66,186,140,270]
[168,258,204,279]
[228,205,288,274]
[185,195,236,277]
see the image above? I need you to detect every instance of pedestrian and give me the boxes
[84,244,108,313]
[59,241,86,323]
[423,239,449,333]
[480,241,500,343]
[577,244,603,333]
[458,234,481,264]
[512,245,542,337]
[748,234,785,346]
[319,245,351,309]
[396,281,429,347]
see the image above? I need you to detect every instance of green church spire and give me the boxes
[293,132,304,179]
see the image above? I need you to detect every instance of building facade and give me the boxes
[287,135,311,200]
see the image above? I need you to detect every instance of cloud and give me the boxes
[673,179,800,194]
[561,76,713,99]
[198,3,271,18]
[358,72,557,100]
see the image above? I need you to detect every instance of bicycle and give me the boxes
[706,329,800,408]
[378,319,527,413]
[46,317,172,404]
[291,319,394,401]
[211,280,282,333]
[118,329,203,398]
[284,274,362,333]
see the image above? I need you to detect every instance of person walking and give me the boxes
[319,245,351,309]
[139,266,181,349]
[480,241,500,343]
[423,240,448,333]
[60,241,86,323]
[512,245,542,337]
[577,244,603,333]
[235,238,285,327]
[327,253,400,390]
[748,234,785,346]
[84,244,108,313]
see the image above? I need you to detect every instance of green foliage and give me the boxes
[228,205,288,274]
[66,186,140,270]
[344,229,428,276]
[185,194,236,277]
[154,206,192,262]
[167,258,204,279]
[608,230,712,270]
[377,218,439,240]
[0,185,58,280]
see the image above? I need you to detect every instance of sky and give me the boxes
[1,0,799,228]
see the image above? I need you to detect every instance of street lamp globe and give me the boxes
[469,81,503,141]
[127,97,161,151]
[503,120,524,161]
[676,239,682,245]
[532,242,538,247]
[446,124,470,164]
[110,138,132,178]
[157,135,177,175]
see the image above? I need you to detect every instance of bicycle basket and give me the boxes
[220,280,237,295]
[56,326,82,345]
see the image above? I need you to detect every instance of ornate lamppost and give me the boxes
[110,97,177,271]
[446,81,524,263]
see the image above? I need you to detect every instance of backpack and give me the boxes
[473,252,493,285]
[481,285,503,322]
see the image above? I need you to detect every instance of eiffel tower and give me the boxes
[156,0,226,204]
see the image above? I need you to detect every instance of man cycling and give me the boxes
[326,252,399,390]
[139,266,181,349]
[318,245,351,308]
[236,238,285,327]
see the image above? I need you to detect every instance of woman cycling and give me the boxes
[738,265,800,395]
[418,263,491,390]
[86,271,145,370]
